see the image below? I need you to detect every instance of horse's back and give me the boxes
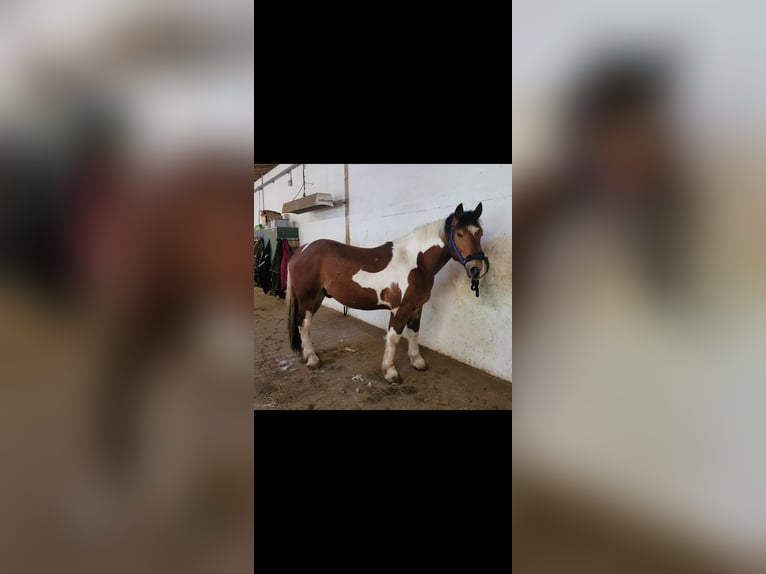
[289,239,394,310]
[292,239,393,272]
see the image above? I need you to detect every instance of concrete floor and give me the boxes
[254,288,512,410]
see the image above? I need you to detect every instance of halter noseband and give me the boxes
[449,218,490,297]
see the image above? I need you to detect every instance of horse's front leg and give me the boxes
[381,326,401,383]
[381,305,413,383]
[404,307,427,371]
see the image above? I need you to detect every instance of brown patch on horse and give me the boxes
[381,282,402,309]
[394,245,452,316]
[419,244,451,274]
[359,241,394,272]
[289,239,396,311]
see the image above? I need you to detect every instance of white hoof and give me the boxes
[384,366,400,383]
[306,354,320,369]
[411,355,427,371]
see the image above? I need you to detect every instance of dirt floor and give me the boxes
[254,288,512,410]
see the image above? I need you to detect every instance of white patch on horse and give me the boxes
[351,220,444,304]
[382,326,402,381]
[467,225,479,234]
[299,311,314,356]
[404,327,426,369]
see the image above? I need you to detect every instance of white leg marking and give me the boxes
[299,311,320,368]
[405,327,427,370]
[382,327,401,382]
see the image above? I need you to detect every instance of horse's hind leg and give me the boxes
[298,290,325,369]
[312,289,326,315]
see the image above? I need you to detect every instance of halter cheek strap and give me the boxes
[449,219,490,297]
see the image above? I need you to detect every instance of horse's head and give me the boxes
[446,202,490,287]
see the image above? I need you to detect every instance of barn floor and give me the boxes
[254,288,512,410]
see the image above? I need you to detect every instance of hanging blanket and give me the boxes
[280,238,291,292]
[258,239,271,293]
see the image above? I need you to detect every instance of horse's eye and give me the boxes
[457,232,464,238]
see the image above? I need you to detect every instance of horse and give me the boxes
[286,202,490,382]
[64,149,252,474]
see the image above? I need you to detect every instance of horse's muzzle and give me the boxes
[464,258,489,297]
[464,258,490,280]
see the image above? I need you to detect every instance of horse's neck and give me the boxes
[397,220,444,251]
[426,246,452,277]
[397,219,451,275]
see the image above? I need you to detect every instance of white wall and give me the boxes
[254,164,512,382]
[513,0,766,166]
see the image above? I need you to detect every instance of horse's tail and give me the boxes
[286,266,302,352]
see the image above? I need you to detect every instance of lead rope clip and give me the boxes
[471,278,480,297]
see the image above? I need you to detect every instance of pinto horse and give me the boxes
[287,202,489,382]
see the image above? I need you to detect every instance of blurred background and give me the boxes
[0,0,252,572]
[513,1,766,572]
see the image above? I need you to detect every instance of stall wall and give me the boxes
[255,164,512,381]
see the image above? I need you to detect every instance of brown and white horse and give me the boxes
[287,203,489,382]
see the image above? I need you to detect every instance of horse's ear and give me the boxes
[455,203,464,219]
[475,202,483,218]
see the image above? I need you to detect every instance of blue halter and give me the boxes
[449,218,490,296]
